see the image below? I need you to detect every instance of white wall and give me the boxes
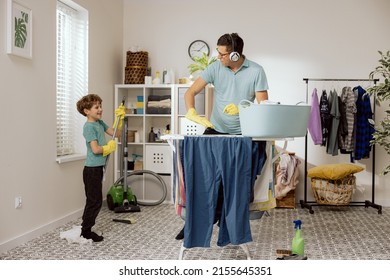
[123,0,390,207]
[0,0,123,252]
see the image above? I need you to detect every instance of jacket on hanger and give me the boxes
[339,86,357,154]
[354,86,374,160]
[327,90,340,156]
[319,90,331,146]
[308,88,322,145]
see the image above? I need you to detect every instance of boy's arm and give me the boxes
[90,139,116,156]
[90,140,103,155]
[106,127,122,138]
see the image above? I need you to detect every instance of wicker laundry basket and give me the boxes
[125,66,147,84]
[311,175,356,205]
[124,51,148,84]
[126,51,148,67]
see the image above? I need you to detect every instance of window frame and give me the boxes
[56,0,88,164]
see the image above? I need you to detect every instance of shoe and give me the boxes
[175,227,184,240]
[81,231,104,242]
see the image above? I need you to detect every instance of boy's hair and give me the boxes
[76,93,102,116]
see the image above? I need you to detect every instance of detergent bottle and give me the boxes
[292,220,304,256]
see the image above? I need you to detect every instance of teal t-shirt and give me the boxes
[201,58,268,134]
[83,120,109,167]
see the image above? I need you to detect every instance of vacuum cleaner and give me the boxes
[107,115,141,213]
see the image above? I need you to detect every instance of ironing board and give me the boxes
[162,134,293,260]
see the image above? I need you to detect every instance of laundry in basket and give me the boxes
[238,100,311,138]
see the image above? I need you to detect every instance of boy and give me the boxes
[76,93,125,242]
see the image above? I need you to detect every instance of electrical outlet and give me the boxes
[15,196,22,209]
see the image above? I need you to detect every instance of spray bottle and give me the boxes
[292,219,304,256]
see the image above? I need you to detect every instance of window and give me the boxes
[56,0,88,162]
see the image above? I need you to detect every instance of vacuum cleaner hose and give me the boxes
[113,170,167,206]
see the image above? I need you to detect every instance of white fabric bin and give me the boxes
[238,100,311,138]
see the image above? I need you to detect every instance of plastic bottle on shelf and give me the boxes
[157,129,161,141]
[148,127,155,142]
[152,72,161,84]
[291,220,304,256]
[134,131,140,143]
[168,69,175,84]
[162,68,167,84]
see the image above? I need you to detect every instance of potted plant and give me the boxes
[367,50,390,174]
[188,52,217,75]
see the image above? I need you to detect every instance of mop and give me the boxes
[114,115,141,213]
[103,97,126,180]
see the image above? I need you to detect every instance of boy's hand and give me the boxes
[113,105,126,130]
[102,140,116,157]
[185,108,214,128]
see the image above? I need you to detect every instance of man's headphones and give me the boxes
[229,34,240,62]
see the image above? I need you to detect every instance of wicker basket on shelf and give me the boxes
[311,175,356,205]
[124,51,148,84]
[125,66,147,84]
[126,51,148,67]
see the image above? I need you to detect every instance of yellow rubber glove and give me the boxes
[185,108,214,128]
[223,103,239,115]
[113,105,126,130]
[102,139,117,157]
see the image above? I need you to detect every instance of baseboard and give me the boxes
[0,208,83,254]
[0,198,173,254]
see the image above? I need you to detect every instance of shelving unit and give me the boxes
[113,84,211,203]
[300,78,382,214]
[114,84,176,203]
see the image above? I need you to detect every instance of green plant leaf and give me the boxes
[14,14,28,48]
[367,50,390,175]
[188,52,217,75]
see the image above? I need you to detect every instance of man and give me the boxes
[175,33,269,241]
[185,33,269,134]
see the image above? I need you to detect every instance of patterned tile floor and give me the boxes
[1,204,389,260]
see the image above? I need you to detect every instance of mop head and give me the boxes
[59,226,92,245]
[112,218,137,224]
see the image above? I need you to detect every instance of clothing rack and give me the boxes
[300,78,382,214]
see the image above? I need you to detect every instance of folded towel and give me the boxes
[148,100,171,108]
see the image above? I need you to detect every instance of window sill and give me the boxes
[56,153,85,164]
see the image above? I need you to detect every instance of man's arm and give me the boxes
[255,90,268,103]
[184,77,208,110]
[184,77,214,128]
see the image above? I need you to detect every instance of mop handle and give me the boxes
[113,96,126,138]
[103,96,126,180]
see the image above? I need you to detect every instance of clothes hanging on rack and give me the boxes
[308,88,322,145]
[339,86,357,155]
[326,89,341,156]
[301,78,382,214]
[308,85,373,160]
[319,90,331,146]
[354,86,375,161]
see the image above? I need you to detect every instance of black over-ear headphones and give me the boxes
[229,34,240,62]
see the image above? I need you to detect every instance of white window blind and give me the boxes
[56,0,88,157]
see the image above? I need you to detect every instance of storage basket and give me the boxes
[126,51,148,67]
[311,175,356,205]
[276,189,295,209]
[125,66,147,84]
[238,100,311,138]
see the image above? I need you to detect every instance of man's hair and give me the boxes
[76,93,102,116]
[217,33,244,55]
